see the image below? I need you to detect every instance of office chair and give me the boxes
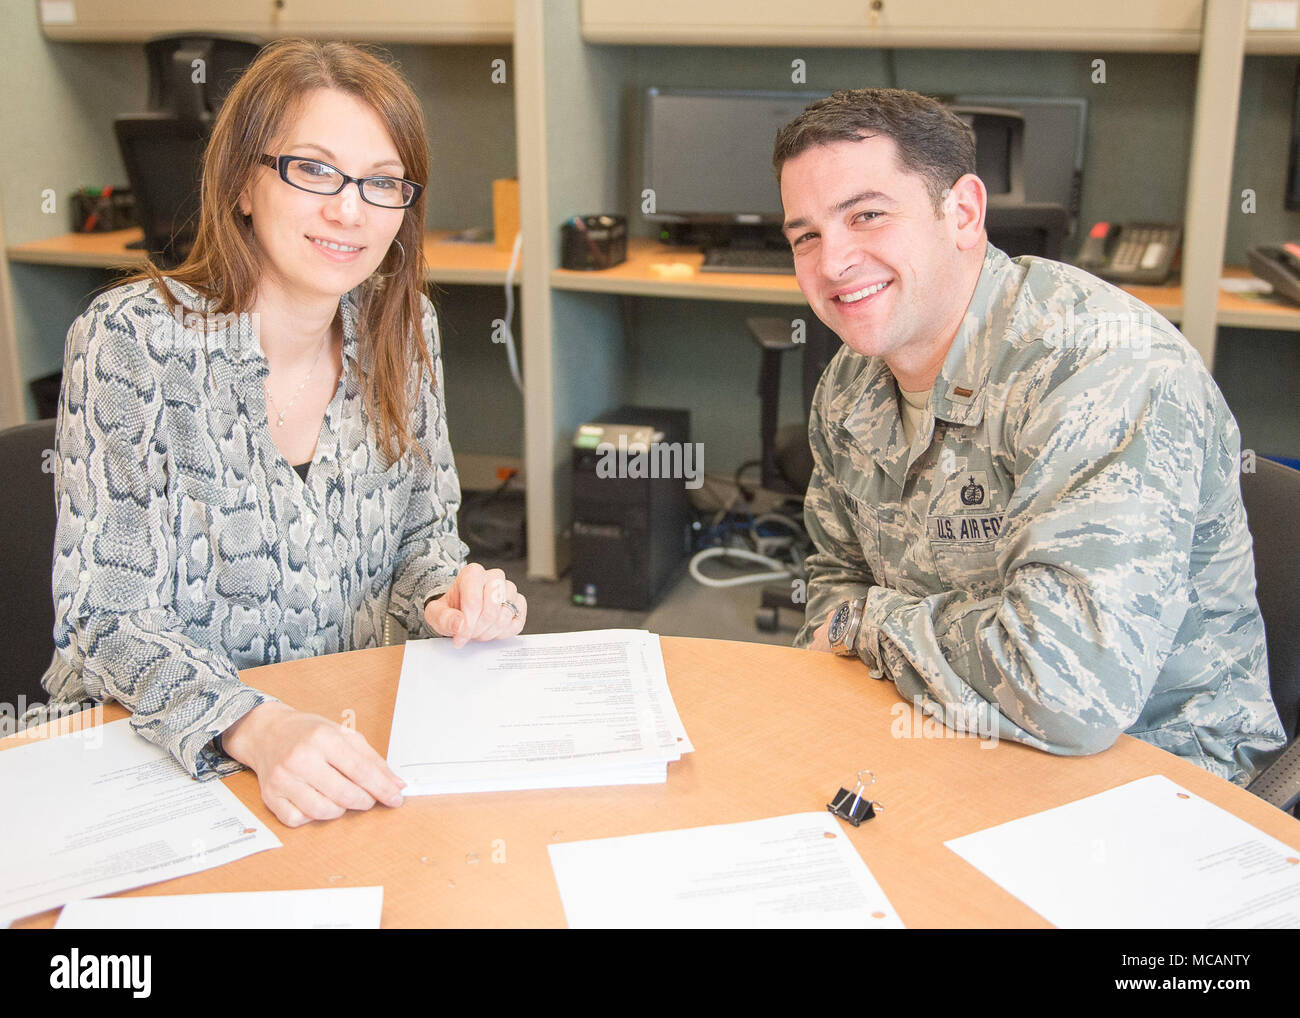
[143,34,264,120]
[1241,458,1300,814]
[745,315,839,630]
[949,105,1070,260]
[115,34,263,269]
[747,315,840,496]
[0,419,59,722]
[114,116,210,269]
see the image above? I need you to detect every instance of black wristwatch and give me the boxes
[828,597,867,657]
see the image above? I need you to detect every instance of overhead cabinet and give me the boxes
[581,0,1205,51]
[37,0,513,43]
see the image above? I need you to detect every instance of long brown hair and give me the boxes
[135,39,432,466]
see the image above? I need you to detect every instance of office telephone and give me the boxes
[1246,242,1300,305]
[1075,221,1181,285]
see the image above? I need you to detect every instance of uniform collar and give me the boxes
[928,243,1020,429]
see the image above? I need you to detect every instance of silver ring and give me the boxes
[499,599,520,621]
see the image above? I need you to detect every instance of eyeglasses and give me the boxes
[259,154,424,209]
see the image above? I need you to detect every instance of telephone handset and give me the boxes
[1075,221,1181,285]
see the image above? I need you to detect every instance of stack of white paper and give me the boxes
[388,630,693,794]
[0,719,281,927]
[548,813,905,928]
[55,886,383,929]
[945,775,1300,928]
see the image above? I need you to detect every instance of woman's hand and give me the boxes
[221,701,406,828]
[423,562,527,648]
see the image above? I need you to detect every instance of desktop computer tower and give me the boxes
[571,407,692,611]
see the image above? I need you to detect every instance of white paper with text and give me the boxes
[388,630,692,794]
[0,719,280,926]
[548,812,904,928]
[945,775,1300,928]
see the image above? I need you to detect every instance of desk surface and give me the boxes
[5,228,516,287]
[7,636,1299,929]
[551,239,1300,330]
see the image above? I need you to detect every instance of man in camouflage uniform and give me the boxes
[777,88,1283,784]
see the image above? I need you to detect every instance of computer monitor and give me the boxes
[644,89,1057,220]
[642,88,812,226]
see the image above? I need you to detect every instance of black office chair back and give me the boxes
[1240,458,1300,742]
[114,115,210,269]
[0,420,59,716]
[144,34,263,120]
[800,317,840,420]
[118,34,263,270]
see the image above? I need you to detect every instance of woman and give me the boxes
[41,40,526,827]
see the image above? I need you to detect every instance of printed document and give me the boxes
[548,812,905,928]
[945,775,1300,928]
[388,630,693,794]
[0,719,280,926]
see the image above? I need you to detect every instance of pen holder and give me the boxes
[71,188,137,233]
[561,215,627,270]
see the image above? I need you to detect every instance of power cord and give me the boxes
[500,230,523,393]
[688,487,810,590]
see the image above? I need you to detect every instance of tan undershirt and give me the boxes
[899,384,932,446]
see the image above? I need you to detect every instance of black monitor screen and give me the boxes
[643,88,814,223]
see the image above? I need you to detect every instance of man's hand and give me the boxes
[220,701,406,828]
[424,562,527,648]
[809,613,833,653]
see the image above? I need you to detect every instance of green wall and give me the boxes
[4,15,1299,463]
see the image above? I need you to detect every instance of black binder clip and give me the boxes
[828,770,881,827]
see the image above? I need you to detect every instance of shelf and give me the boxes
[1216,266,1300,331]
[547,239,1300,331]
[6,228,146,270]
[6,229,516,286]
[551,237,806,304]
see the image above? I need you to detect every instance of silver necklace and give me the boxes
[265,327,330,427]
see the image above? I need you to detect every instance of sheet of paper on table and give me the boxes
[0,719,281,927]
[388,629,693,794]
[945,774,1300,928]
[548,812,905,929]
[55,886,383,929]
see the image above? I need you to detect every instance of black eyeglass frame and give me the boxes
[258,154,424,209]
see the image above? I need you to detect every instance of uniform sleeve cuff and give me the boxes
[859,586,908,679]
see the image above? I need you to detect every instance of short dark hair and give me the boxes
[772,88,976,215]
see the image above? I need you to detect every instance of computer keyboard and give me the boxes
[699,247,796,274]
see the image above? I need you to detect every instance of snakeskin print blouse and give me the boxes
[41,277,468,780]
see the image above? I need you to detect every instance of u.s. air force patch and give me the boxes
[930,511,1003,542]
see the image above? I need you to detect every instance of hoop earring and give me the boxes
[376,238,406,280]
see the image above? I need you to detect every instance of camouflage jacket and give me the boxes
[794,243,1284,785]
